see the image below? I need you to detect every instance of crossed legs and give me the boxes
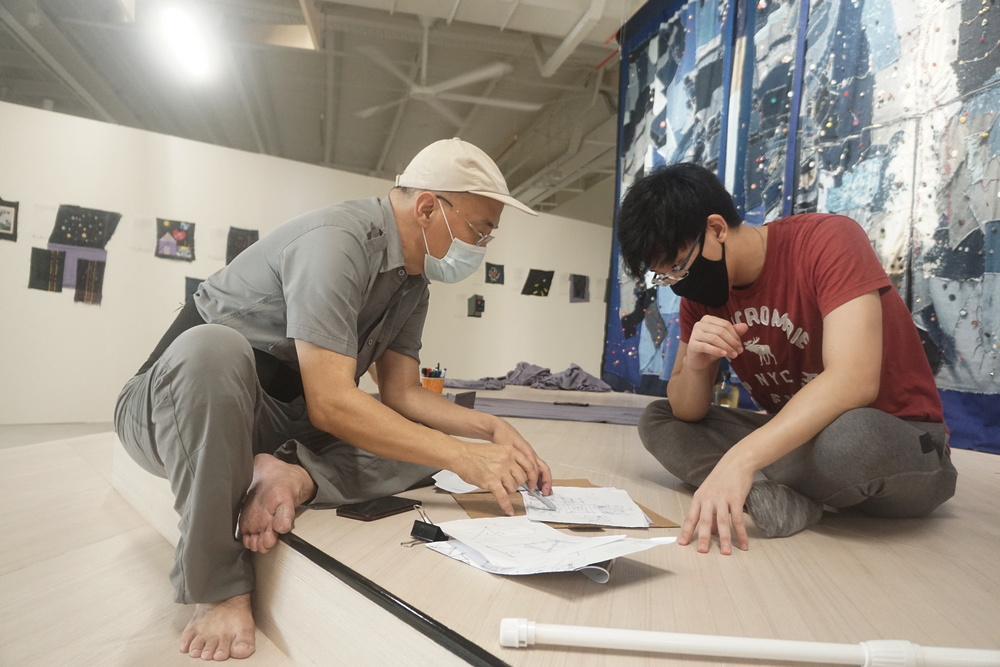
[638,400,957,537]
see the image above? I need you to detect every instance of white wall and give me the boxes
[0,102,612,424]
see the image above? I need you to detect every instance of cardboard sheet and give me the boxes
[451,478,678,528]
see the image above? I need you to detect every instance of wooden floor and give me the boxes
[4,387,999,666]
[0,432,292,666]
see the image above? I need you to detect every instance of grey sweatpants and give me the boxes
[638,401,957,518]
[114,325,437,604]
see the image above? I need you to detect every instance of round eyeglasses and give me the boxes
[435,195,494,247]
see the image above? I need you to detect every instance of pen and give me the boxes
[521,484,557,511]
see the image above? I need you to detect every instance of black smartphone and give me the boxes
[335,495,418,521]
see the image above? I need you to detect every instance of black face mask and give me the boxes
[669,241,730,308]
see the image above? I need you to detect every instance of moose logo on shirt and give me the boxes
[744,337,776,365]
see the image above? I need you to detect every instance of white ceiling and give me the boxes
[0,0,644,225]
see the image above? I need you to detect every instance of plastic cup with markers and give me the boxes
[421,365,446,394]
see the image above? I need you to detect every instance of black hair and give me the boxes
[616,163,742,278]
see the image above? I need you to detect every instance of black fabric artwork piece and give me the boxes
[569,274,590,303]
[521,269,554,297]
[0,197,18,242]
[185,276,204,301]
[155,218,196,261]
[28,247,66,292]
[48,204,121,249]
[485,262,504,285]
[226,227,259,264]
[74,259,106,305]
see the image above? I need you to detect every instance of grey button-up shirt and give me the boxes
[194,197,429,382]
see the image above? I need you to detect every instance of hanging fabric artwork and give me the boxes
[607,0,1000,451]
[185,276,204,301]
[606,0,729,390]
[47,243,107,290]
[226,227,259,264]
[48,204,121,249]
[521,269,554,297]
[485,262,504,285]
[0,197,17,242]
[569,274,590,303]
[156,218,196,261]
[28,247,65,292]
[73,259,106,305]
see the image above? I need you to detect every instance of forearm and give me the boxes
[724,368,878,472]
[308,386,473,470]
[666,360,718,421]
[382,385,501,441]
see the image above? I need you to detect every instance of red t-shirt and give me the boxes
[680,213,943,423]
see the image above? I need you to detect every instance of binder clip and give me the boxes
[401,505,449,547]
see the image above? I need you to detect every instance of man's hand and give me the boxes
[454,419,553,516]
[678,453,753,555]
[686,316,750,370]
[490,418,553,493]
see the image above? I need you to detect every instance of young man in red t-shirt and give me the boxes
[616,163,956,555]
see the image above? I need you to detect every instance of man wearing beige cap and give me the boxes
[114,138,551,660]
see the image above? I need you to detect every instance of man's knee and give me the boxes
[155,325,257,391]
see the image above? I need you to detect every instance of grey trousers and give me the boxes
[114,325,437,604]
[638,401,957,518]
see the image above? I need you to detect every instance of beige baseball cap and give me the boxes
[395,137,537,216]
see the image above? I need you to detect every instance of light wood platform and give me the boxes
[16,386,1000,666]
[0,433,293,666]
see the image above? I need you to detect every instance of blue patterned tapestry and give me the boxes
[605,0,1000,452]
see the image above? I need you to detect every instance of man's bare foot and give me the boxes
[180,592,256,661]
[239,453,316,553]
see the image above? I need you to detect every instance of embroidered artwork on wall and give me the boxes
[226,227,259,264]
[485,262,504,285]
[0,197,17,242]
[185,276,203,301]
[48,204,121,249]
[521,269,554,297]
[74,259,106,305]
[156,218,196,261]
[47,243,107,290]
[28,247,65,292]
[569,274,590,303]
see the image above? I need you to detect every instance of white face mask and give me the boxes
[422,199,487,283]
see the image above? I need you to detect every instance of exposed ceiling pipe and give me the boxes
[418,15,433,85]
[536,0,605,78]
[500,0,519,31]
[297,0,324,49]
[447,0,460,24]
[0,5,117,123]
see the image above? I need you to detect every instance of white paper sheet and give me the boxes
[432,469,484,494]
[521,486,649,528]
[427,516,675,580]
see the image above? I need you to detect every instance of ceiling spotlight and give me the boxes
[156,4,217,81]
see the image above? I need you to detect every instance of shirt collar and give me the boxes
[377,196,405,273]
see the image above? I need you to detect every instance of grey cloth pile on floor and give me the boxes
[444,362,612,392]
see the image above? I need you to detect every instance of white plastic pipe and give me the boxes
[499,618,1000,667]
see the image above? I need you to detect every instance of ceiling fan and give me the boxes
[355,17,543,126]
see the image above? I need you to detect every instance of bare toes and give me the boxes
[231,640,255,659]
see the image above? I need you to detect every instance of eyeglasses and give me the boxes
[435,195,494,247]
[649,232,703,286]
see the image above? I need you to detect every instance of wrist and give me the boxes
[722,439,765,475]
